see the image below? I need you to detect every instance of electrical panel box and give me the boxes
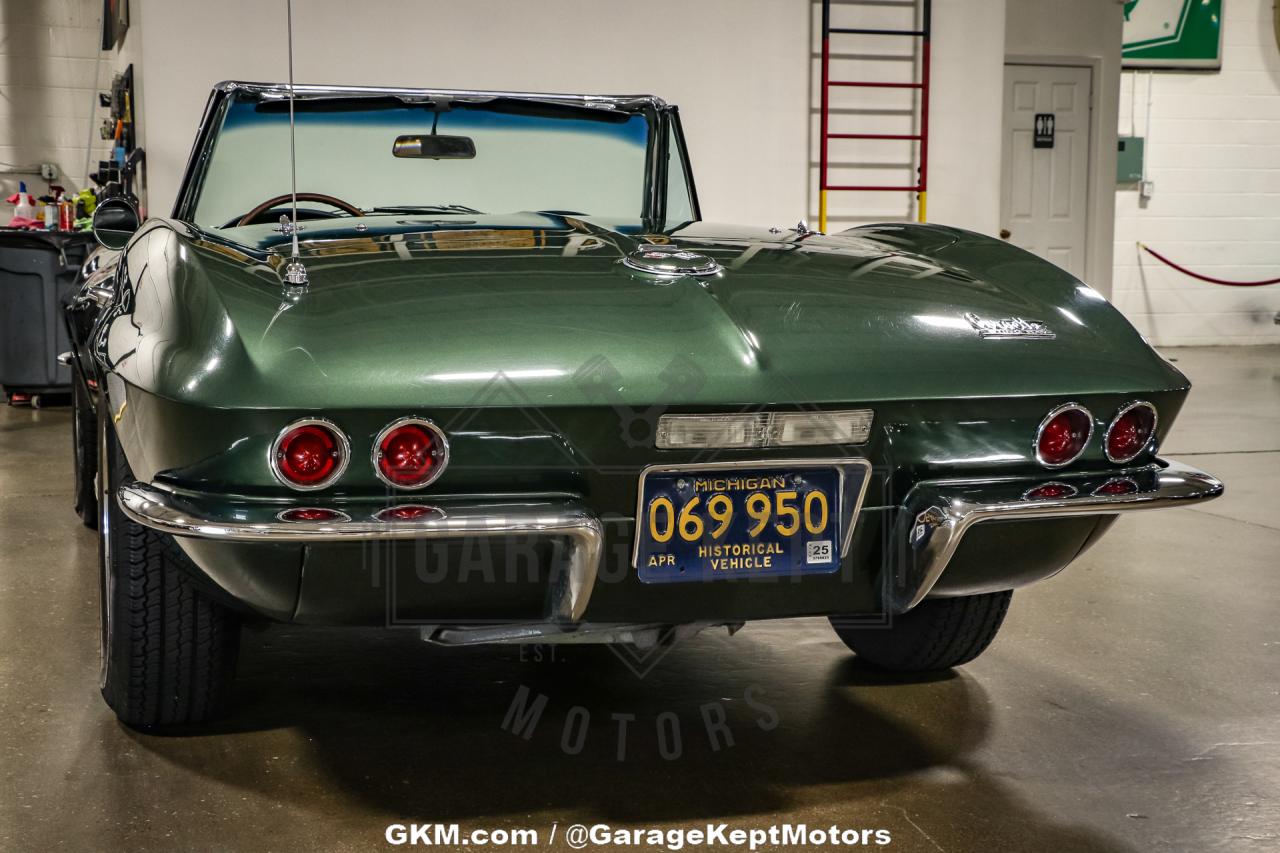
[1117,136,1145,183]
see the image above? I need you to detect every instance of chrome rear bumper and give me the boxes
[118,457,1221,628]
[116,483,603,621]
[892,458,1223,612]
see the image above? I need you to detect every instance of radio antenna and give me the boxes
[282,0,307,288]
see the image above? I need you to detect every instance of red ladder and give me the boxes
[818,0,932,230]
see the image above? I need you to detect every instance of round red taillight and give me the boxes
[1104,402,1157,464]
[374,504,442,522]
[272,419,348,490]
[1035,404,1093,468]
[277,507,349,522]
[373,418,449,489]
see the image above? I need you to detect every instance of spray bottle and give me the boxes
[13,181,36,221]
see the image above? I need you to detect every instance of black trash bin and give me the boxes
[0,230,95,405]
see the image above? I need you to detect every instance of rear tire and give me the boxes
[72,368,97,528]
[98,406,240,728]
[830,591,1012,672]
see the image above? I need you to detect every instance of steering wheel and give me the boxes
[234,192,364,227]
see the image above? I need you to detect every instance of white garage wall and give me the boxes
[136,0,814,227]
[925,0,1006,236]
[1005,0,1123,298]
[0,0,140,198]
[137,0,1016,238]
[1113,0,1280,346]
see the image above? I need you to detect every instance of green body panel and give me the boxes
[92,212,1190,624]
[103,215,1185,412]
[98,213,1187,491]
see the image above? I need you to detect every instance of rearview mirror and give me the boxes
[92,198,141,250]
[393,134,476,159]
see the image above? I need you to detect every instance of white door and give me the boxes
[1000,64,1092,277]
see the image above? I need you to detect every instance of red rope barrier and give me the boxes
[1138,242,1280,287]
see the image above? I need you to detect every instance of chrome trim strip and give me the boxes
[629,457,874,569]
[1104,400,1159,464]
[422,621,730,647]
[371,416,451,490]
[268,417,351,492]
[1033,402,1094,468]
[117,484,604,621]
[214,80,667,110]
[894,458,1223,613]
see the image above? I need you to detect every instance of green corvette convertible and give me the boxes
[66,82,1222,728]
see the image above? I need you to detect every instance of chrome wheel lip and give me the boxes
[72,401,82,463]
[73,405,86,499]
[97,418,112,691]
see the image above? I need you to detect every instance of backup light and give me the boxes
[272,419,349,490]
[1105,401,1157,464]
[769,410,875,447]
[655,414,767,450]
[655,410,874,450]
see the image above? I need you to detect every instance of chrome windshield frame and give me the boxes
[172,81,692,232]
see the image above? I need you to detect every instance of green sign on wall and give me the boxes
[1123,0,1223,69]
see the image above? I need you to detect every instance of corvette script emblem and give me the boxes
[963,313,1055,340]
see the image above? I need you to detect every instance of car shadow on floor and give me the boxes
[124,623,1140,852]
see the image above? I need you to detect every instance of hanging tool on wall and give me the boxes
[92,64,144,206]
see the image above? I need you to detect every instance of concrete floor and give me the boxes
[2,346,1277,852]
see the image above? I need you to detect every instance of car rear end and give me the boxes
[115,383,1221,633]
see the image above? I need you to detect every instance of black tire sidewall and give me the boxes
[830,591,1012,673]
[94,401,241,727]
[98,400,148,712]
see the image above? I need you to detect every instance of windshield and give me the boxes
[191,94,655,229]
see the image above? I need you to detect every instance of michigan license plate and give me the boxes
[634,466,850,583]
